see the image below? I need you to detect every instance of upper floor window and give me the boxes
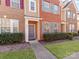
[29,0,36,12]
[10,0,20,9]
[0,0,1,5]
[42,0,50,12]
[73,13,76,19]
[6,0,24,9]
[67,11,71,18]
[51,5,60,14]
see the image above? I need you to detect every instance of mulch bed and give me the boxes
[0,43,30,52]
[39,39,73,45]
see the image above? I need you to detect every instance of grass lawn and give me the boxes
[0,48,36,59]
[45,40,79,59]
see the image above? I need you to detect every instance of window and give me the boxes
[42,22,58,33]
[0,18,19,33]
[42,0,50,12]
[77,15,79,20]
[29,0,36,12]
[10,0,20,8]
[1,19,10,33]
[69,24,75,32]
[50,22,58,32]
[73,13,76,19]
[67,11,71,18]
[51,5,59,14]
[0,0,1,5]
[12,20,19,33]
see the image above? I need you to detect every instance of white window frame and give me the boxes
[29,0,36,12]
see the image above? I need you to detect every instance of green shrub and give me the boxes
[67,32,78,37]
[0,33,24,44]
[43,33,73,42]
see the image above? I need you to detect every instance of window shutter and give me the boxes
[20,0,24,9]
[6,0,10,6]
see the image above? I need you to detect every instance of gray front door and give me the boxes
[29,24,36,41]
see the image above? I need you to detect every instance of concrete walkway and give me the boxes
[64,52,79,59]
[30,41,57,59]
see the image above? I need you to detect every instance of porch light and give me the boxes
[4,15,7,19]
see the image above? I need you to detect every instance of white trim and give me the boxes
[24,16,42,21]
[25,19,29,42]
[37,20,40,40]
[10,20,13,33]
[24,16,41,42]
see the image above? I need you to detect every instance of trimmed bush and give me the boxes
[43,33,74,42]
[0,33,24,44]
[67,32,79,37]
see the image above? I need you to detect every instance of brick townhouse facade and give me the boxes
[39,0,61,40]
[60,0,77,32]
[0,0,62,42]
[0,0,78,42]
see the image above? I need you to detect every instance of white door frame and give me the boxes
[25,16,41,42]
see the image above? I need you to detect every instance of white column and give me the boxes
[10,19,13,33]
[37,20,40,40]
[25,18,29,42]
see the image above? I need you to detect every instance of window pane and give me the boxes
[11,0,20,8]
[13,27,19,33]
[42,22,58,33]
[42,1,50,12]
[12,20,19,33]
[51,5,59,14]
[1,27,10,33]
[31,1,35,10]
[73,13,76,19]
[67,11,71,18]
[29,0,36,12]
[0,0,1,5]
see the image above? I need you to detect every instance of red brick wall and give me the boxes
[40,0,61,22]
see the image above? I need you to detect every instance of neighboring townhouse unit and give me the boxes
[24,0,40,42]
[39,0,61,40]
[77,13,79,31]
[75,0,79,32]
[0,0,24,34]
[60,0,77,32]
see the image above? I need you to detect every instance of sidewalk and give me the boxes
[30,41,57,59]
[64,52,79,59]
